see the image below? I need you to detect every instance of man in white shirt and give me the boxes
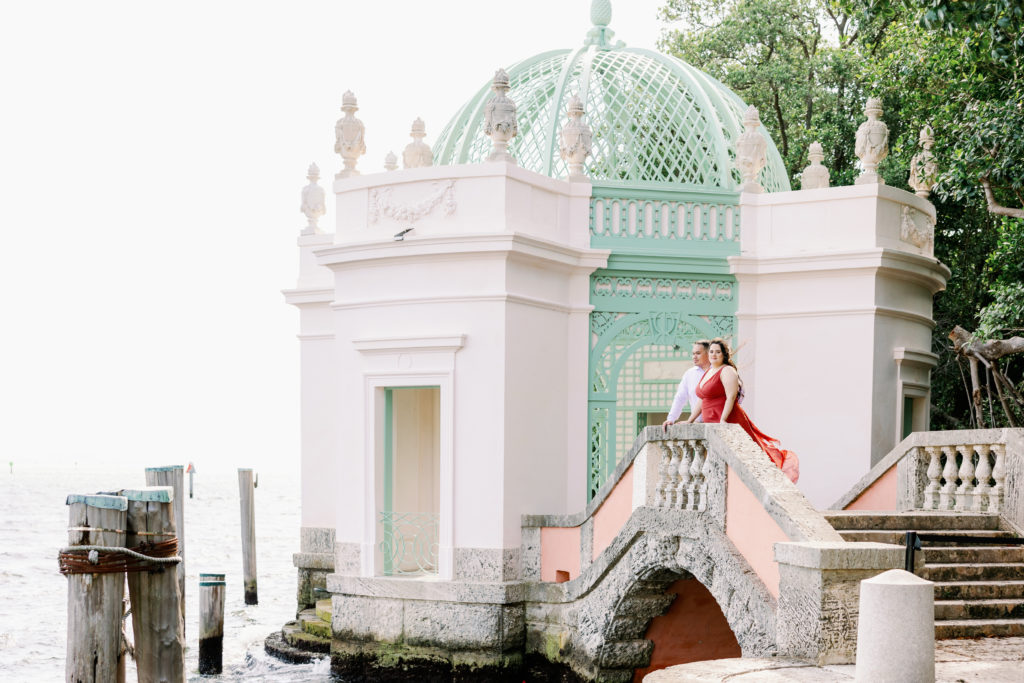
[662,340,711,429]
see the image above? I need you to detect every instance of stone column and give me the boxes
[774,541,903,665]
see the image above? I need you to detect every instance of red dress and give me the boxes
[696,368,800,483]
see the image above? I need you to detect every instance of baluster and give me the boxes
[938,446,958,510]
[674,441,691,509]
[698,441,713,512]
[687,441,703,511]
[955,444,976,511]
[923,446,942,510]
[655,443,671,507]
[973,444,993,512]
[990,444,1006,513]
[666,442,682,508]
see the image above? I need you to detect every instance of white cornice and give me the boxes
[893,347,939,368]
[296,334,335,341]
[331,292,594,315]
[314,232,609,272]
[736,306,935,328]
[730,248,949,293]
[352,335,465,354]
[281,288,334,306]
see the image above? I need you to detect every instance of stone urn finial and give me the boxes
[334,90,366,179]
[384,151,398,172]
[909,124,937,198]
[734,105,767,193]
[559,95,592,182]
[855,97,889,185]
[800,142,830,190]
[403,117,433,169]
[300,163,326,235]
[484,68,518,164]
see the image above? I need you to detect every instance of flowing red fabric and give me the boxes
[696,369,800,483]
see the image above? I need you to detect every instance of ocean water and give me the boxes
[0,463,331,681]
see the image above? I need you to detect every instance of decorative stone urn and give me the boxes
[909,125,937,198]
[383,151,398,172]
[403,118,433,169]
[484,69,518,164]
[855,97,889,185]
[735,105,767,193]
[300,163,326,235]
[559,95,592,182]
[334,90,366,178]
[800,142,830,190]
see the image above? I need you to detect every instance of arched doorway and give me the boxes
[588,309,728,498]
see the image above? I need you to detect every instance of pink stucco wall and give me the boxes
[725,466,788,599]
[540,526,581,582]
[845,464,898,510]
[592,466,634,561]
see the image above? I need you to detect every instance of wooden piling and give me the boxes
[198,573,226,674]
[145,466,185,632]
[238,468,258,605]
[120,487,184,683]
[64,493,127,683]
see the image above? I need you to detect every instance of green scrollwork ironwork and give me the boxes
[378,511,439,576]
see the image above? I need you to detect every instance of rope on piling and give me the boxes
[58,538,181,575]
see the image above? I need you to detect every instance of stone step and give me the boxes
[315,598,332,623]
[935,599,1024,620]
[823,511,1001,531]
[837,529,1015,544]
[299,608,332,639]
[921,563,1024,583]
[933,618,1024,639]
[924,546,1024,564]
[934,581,1024,600]
[282,620,331,654]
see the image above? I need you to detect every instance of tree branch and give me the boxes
[982,178,1024,218]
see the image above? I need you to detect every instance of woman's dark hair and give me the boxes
[708,338,737,370]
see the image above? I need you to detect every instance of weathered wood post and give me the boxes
[63,493,127,683]
[121,487,184,683]
[187,462,195,499]
[238,468,258,604]
[198,573,226,674]
[145,465,185,632]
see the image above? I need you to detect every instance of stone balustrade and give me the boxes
[653,438,711,511]
[919,442,1006,513]
[832,428,1024,533]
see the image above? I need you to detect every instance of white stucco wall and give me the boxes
[733,184,948,508]
[302,163,605,576]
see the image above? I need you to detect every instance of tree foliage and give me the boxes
[659,0,1024,427]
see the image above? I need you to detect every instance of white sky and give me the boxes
[0,0,668,473]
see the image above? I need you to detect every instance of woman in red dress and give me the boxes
[692,339,799,483]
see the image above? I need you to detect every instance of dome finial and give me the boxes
[591,0,611,27]
[584,0,622,48]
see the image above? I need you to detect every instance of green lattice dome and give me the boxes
[434,6,790,192]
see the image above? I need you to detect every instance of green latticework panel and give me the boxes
[434,44,790,192]
[587,310,736,498]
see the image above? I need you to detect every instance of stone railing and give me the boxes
[523,424,843,587]
[832,428,1024,534]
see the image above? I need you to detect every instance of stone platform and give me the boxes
[643,638,1024,682]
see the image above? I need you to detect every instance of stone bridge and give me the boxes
[519,425,902,681]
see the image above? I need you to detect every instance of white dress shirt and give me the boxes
[667,365,707,423]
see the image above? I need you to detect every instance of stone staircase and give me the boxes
[270,598,332,660]
[824,511,1024,638]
